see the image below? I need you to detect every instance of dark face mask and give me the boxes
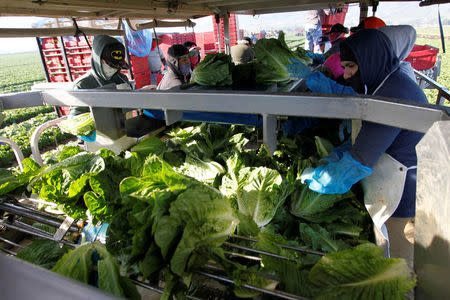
[345,70,365,94]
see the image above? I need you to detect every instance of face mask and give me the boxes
[101,61,119,79]
[178,55,191,76]
[346,70,365,94]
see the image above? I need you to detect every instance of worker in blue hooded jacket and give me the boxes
[289,29,428,267]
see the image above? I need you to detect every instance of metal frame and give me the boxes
[414,69,450,106]
[0,137,25,171]
[1,90,449,153]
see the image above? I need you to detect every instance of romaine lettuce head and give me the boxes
[254,31,312,85]
[236,167,292,227]
[58,112,95,136]
[191,53,234,86]
[309,243,416,300]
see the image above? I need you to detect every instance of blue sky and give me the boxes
[0,2,448,54]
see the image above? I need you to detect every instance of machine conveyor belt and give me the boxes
[0,199,319,299]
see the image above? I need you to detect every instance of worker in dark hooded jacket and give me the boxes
[157,44,191,90]
[297,29,428,267]
[70,35,131,116]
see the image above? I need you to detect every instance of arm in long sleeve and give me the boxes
[305,72,357,95]
[350,121,402,167]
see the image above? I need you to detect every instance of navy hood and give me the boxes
[341,29,399,94]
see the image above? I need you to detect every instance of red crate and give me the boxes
[404,44,439,71]
[130,55,149,74]
[134,71,151,89]
[64,41,78,47]
[50,75,69,82]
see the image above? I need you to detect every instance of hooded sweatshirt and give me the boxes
[157,45,189,90]
[70,35,131,115]
[377,25,417,81]
[343,29,428,218]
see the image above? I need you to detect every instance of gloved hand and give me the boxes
[321,140,352,163]
[79,131,96,142]
[306,52,325,65]
[287,58,312,79]
[339,119,352,142]
[301,151,373,194]
[68,114,97,142]
[282,117,318,136]
[305,72,357,95]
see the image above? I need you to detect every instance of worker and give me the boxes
[157,44,191,90]
[290,29,427,267]
[324,23,349,55]
[317,35,331,54]
[230,37,255,65]
[69,35,131,141]
[304,10,324,52]
[148,35,167,85]
[183,41,201,70]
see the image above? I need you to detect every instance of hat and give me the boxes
[325,23,349,35]
[102,43,128,69]
[317,35,330,45]
[340,42,357,63]
[351,16,386,33]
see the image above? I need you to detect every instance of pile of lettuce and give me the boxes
[5,122,416,299]
[192,32,313,88]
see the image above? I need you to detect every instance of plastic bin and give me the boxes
[404,44,440,71]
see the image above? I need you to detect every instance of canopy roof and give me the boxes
[0,0,426,21]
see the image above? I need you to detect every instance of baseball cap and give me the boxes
[317,35,330,45]
[102,43,129,69]
[325,23,349,35]
[351,16,386,33]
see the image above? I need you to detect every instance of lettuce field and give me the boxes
[0,30,448,167]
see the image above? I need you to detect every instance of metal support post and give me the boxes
[123,33,134,80]
[222,12,231,54]
[58,36,73,82]
[215,14,222,53]
[262,113,277,153]
[359,1,369,21]
[36,37,50,82]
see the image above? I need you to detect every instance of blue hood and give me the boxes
[341,29,399,94]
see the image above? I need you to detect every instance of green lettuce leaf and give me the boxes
[309,243,416,300]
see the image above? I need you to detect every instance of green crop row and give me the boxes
[1,106,56,129]
[0,112,74,167]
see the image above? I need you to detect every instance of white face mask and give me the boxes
[101,61,119,79]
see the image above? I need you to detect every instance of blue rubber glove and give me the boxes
[301,151,373,194]
[306,52,325,64]
[305,72,357,95]
[338,119,352,142]
[321,140,352,164]
[79,131,96,142]
[282,117,318,136]
[287,58,312,79]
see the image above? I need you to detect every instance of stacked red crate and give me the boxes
[212,14,239,51]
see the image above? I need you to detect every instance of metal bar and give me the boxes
[0,203,78,232]
[59,36,73,82]
[223,242,296,262]
[39,90,450,134]
[222,12,230,54]
[223,250,262,261]
[262,113,277,153]
[196,271,309,300]
[53,216,75,242]
[414,70,450,103]
[0,137,24,170]
[65,51,91,56]
[215,14,222,53]
[0,221,77,248]
[0,237,24,249]
[1,248,17,256]
[36,37,50,82]
[231,235,325,256]
[131,280,202,300]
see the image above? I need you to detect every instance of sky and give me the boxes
[0,2,448,54]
